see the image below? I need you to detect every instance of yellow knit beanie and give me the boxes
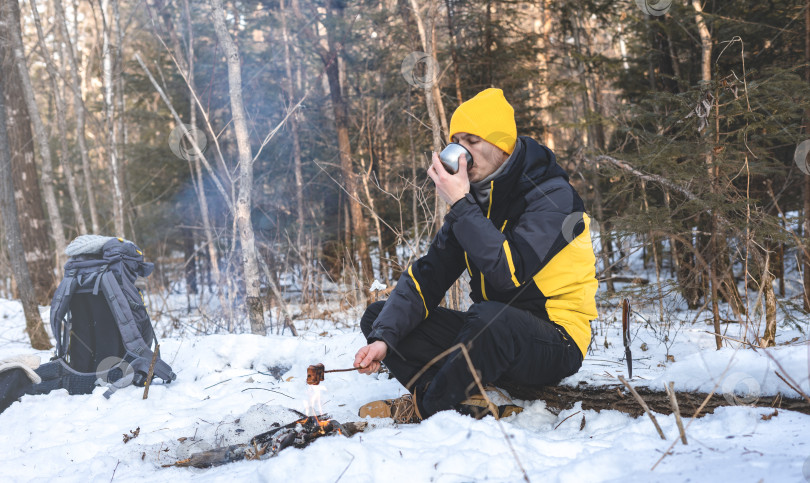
[449,88,517,155]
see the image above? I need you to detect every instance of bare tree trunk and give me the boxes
[322,0,374,290]
[210,0,266,335]
[155,0,225,303]
[409,0,464,308]
[112,0,135,236]
[288,0,371,290]
[665,28,683,90]
[5,0,67,271]
[759,254,777,348]
[535,0,555,149]
[693,0,712,86]
[0,9,54,302]
[663,189,679,278]
[360,157,387,285]
[641,180,665,321]
[30,0,87,234]
[406,88,420,254]
[279,0,310,298]
[572,13,613,293]
[444,0,463,104]
[693,0,722,349]
[182,0,226,310]
[55,0,99,234]
[182,226,198,296]
[100,0,126,236]
[430,20,448,139]
[0,45,52,350]
[407,0,445,234]
[804,0,810,311]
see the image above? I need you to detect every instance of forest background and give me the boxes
[0,0,809,354]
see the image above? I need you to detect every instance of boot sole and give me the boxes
[358,400,394,419]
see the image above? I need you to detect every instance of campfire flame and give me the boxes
[305,384,327,417]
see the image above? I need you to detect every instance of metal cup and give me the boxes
[439,143,474,174]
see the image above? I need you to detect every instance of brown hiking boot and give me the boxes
[358,394,423,424]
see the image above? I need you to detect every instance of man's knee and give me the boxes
[466,301,508,331]
[360,300,387,338]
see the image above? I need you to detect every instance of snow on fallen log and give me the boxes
[497,381,810,418]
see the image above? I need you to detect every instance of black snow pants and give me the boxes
[360,300,583,418]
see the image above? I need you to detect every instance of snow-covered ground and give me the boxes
[1,285,809,482]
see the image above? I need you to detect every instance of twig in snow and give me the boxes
[203,372,265,390]
[703,331,759,350]
[761,354,810,406]
[618,375,665,440]
[143,343,160,400]
[774,371,807,402]
[335,451,355,483]
[665,382,687,445]
[553,410,582,430]
[240,387,294,399]
[109,460,120,482]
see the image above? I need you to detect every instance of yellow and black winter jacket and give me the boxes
[367,136,599,359]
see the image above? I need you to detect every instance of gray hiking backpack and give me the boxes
[31,235,176,398]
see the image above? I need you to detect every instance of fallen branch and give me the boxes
[619,375,666,439]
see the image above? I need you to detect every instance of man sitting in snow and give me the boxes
[354,88,599,423]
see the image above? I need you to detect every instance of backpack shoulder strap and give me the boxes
[50,269,79,357]
[98,271,176,383]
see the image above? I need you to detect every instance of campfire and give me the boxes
[163,362,369,469]
[166,413,365,468]
[262,415,346,454]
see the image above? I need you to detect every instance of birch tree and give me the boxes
[30,0,87,234]
[692,0,722,350]
[405,0,449,235]
[55,0,100,234]
[5,0,67,270]
[210,0,266,335]
[100,0,126,236]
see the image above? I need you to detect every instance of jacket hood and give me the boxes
[488,136,569,208]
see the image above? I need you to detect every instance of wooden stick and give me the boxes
[324,367,361,374]
[553,410,582,430]
[618,375,666,440]
[666,382,687,445]
[143,344,160,400]
[774,371,805,401]
[762,353,810,406]
[703,331,759,350]
[652,379,725,471]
